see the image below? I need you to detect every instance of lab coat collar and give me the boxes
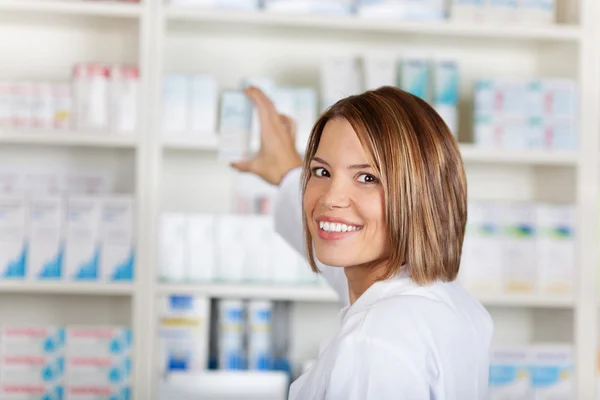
[340,266,414,321]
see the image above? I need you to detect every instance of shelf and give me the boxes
[157,283,340,302]
[0,0,142,18]
[162,134,219,151]
[0,281,134,296]
[476,293,574,308]
[165,8,581,43]
[160,138,577,167]
[158,283,574,308]
[459,144,578,166]
[0,130,138,148]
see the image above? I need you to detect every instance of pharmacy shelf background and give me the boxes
[1,0,599,399]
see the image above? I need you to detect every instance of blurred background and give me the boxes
[0,0,597,399]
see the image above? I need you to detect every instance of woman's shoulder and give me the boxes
[359,280,493,348]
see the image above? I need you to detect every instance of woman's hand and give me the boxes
[231,86,303,185]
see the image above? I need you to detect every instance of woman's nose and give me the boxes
[320,178,350,209]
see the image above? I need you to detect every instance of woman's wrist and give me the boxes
[277,154,302,186]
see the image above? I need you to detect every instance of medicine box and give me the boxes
[159,213,187,282]
[243,216,272,283]
[66,327,131,358]
[163,74,189,134]
[0,326,65,357]
[488,346,532,400]
[0,355,64,386]
[320,55,361,110]
[158,295,210,374]
[100,196,135,282]
[535,204,575,294]
[65,385,130,400]
[501,203,537,293]
[110,65,139,135]
[187,214,215,283]
[247,300,273,371]
[64,197,102,281]
[215,215,246,282]
[218,299,246,370]
[433,59,459,136]
[0,384,64,400]
[189,74,219,136]
[65,356,131,386]
[531,345,573,399]
[27,196,64,280]
[0,196,27,279]
[363,52,397,91]
[459,202,504,293]
[218,91,253,161]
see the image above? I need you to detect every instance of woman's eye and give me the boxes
[357,173,378,184]
[312,167,330,178]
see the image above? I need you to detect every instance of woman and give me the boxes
[233,86,493,399]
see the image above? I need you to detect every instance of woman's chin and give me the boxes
[315,253,354,268]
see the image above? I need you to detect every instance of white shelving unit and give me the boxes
[0,0,142,17]
[2,0,600,399]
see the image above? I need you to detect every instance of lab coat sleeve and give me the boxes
[274,167,349,304]
[325,338,431,400]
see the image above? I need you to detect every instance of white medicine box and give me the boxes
[159,213,187,282]
[0,196,28,279]
[27,196,64,281]
[100,196,135,282]
[187,214,215,283]
[64,197,102,281]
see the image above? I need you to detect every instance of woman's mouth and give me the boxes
[319,221,361,233]
[316,220,363,241]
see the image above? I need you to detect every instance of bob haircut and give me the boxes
[301,86,467,285]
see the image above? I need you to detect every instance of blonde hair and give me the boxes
[301,86,467,285]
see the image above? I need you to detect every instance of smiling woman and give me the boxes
[232,85,493,400]
[302,88,467,298]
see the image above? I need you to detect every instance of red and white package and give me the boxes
[53,83,72,130]
[109,65,139,135]
[11,82,34,129]
[0,81,11,128]
[32,83,54,129]
[73,63,110,131]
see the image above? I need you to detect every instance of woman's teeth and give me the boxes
[319,221,360,233]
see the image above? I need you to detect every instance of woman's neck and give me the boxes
[344,261,390,305]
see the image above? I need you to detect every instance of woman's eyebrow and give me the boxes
[311,157,372,170]
[311,157,330,167]
[348,164,372,169]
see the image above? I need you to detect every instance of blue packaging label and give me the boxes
[73,247,100,280]
[109,249,135,281]
[3,242,27,278]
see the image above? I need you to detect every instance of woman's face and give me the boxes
[304,118,389,268]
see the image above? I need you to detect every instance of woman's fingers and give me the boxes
[230,158,256,174]
[279,114,297,141]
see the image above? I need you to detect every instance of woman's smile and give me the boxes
[315,216,364,241]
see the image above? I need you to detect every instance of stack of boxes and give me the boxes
[460,202,575,295]
[474,79,578,151]
[65,327,131,399]
[0,326,65,399]
[159,213,317,286]
[451,0,556,25]
[489,345,573,399]
[321,54,460,136]
[0,63,139,135]
[0,194,135,283]
[0,326,131,399]
[158,295,285,377]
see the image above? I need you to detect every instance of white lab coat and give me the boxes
[274,168,494,400]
